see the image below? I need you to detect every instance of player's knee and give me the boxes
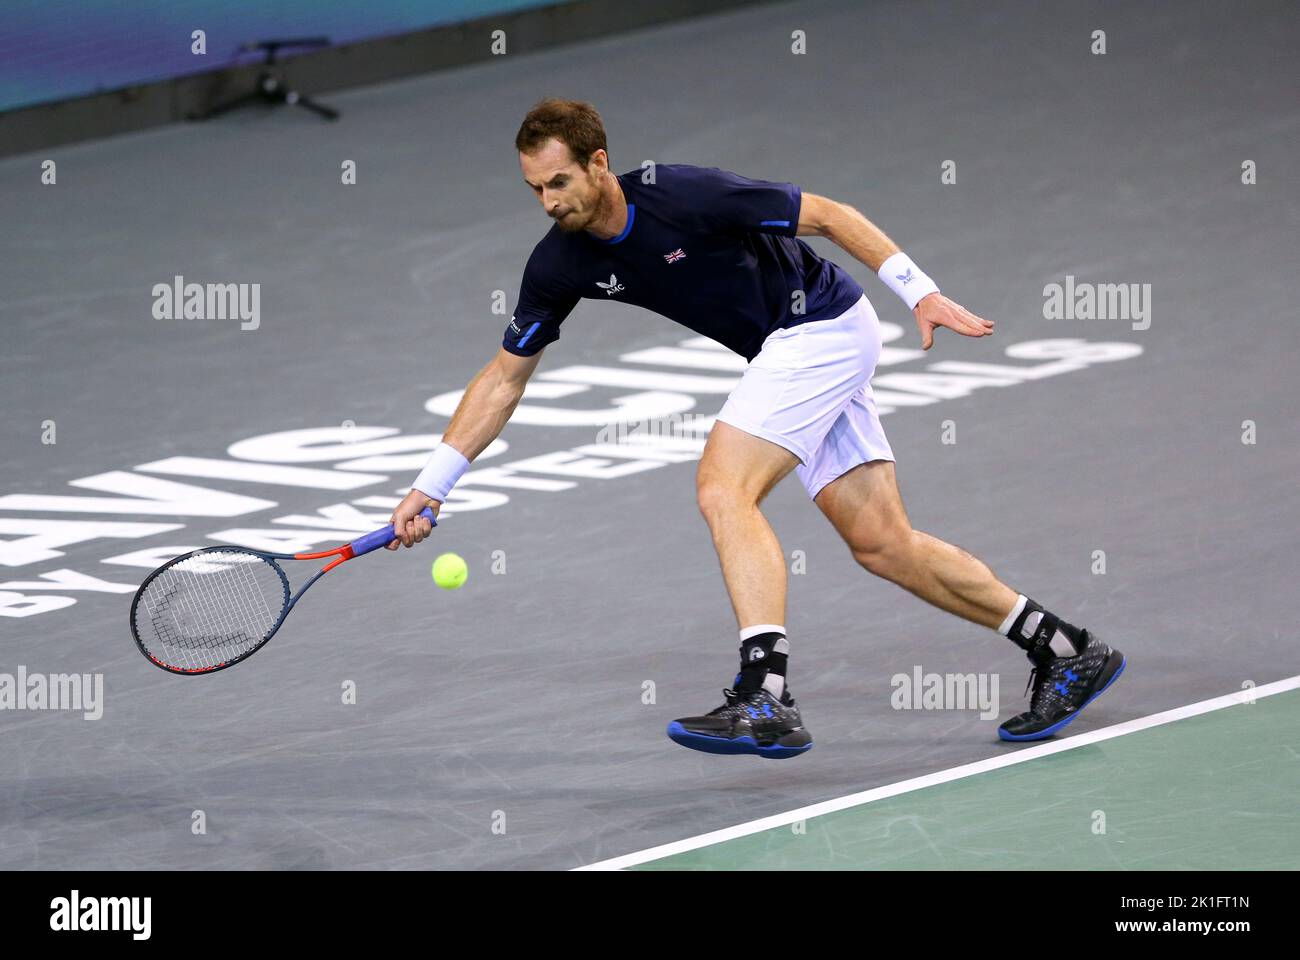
[850,528,914,580]
[696,477,733,521]
[696,473,757,521]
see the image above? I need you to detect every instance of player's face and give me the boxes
[520,139,607,232]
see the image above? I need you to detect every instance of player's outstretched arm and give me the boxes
[797,191,994,350]
[440,347,542,462]
[386,347,542,548]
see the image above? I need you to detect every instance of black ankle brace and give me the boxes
[738,631,787,690]
[1008,598,1084,659]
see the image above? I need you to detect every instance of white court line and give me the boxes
[574,675,1300,871]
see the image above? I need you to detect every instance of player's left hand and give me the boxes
[913,292,994,350]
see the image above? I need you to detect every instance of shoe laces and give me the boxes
[1022,657,1057,707]
[1023,651,1080,708]
[709,686,761,715]
[1022,667,1038,700]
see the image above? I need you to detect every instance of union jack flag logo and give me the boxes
[663,248,686,263]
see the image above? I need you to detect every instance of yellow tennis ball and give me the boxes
[431,552,468,590]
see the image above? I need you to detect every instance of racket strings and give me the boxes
[136,551,288,671]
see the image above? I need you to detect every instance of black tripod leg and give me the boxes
[293,93,340,121]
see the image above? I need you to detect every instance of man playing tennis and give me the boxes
[388,99,1125,757]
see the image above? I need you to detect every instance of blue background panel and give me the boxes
[0,0,558,112]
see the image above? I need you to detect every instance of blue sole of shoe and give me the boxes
[665,721,813,758]
[998,655,1127,742]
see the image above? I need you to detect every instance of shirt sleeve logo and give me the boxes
[663,248,687,263]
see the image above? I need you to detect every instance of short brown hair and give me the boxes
[515,98,607,167]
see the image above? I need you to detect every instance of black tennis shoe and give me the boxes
[998,629,1126,741]
[667,680,813,759]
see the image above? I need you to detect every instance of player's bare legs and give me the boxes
[695,420,800,628]
[813,459,1017,627]
[812,458,1125,742]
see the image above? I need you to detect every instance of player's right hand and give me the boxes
[386,490,440,550]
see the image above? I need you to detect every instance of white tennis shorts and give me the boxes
[715,294,895,500]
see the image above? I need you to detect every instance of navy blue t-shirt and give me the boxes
[502,164,864,361]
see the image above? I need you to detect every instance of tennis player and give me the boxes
[388,99,1125,757]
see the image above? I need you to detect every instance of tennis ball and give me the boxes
[431,552,468,590]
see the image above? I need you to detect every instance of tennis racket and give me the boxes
[130,506,437,675]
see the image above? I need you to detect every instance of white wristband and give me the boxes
[878,252,940,310]
[412,443,470,502]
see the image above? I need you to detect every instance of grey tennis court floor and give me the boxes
[1,0,1297,869]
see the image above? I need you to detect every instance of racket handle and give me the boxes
[351,506,437,557]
